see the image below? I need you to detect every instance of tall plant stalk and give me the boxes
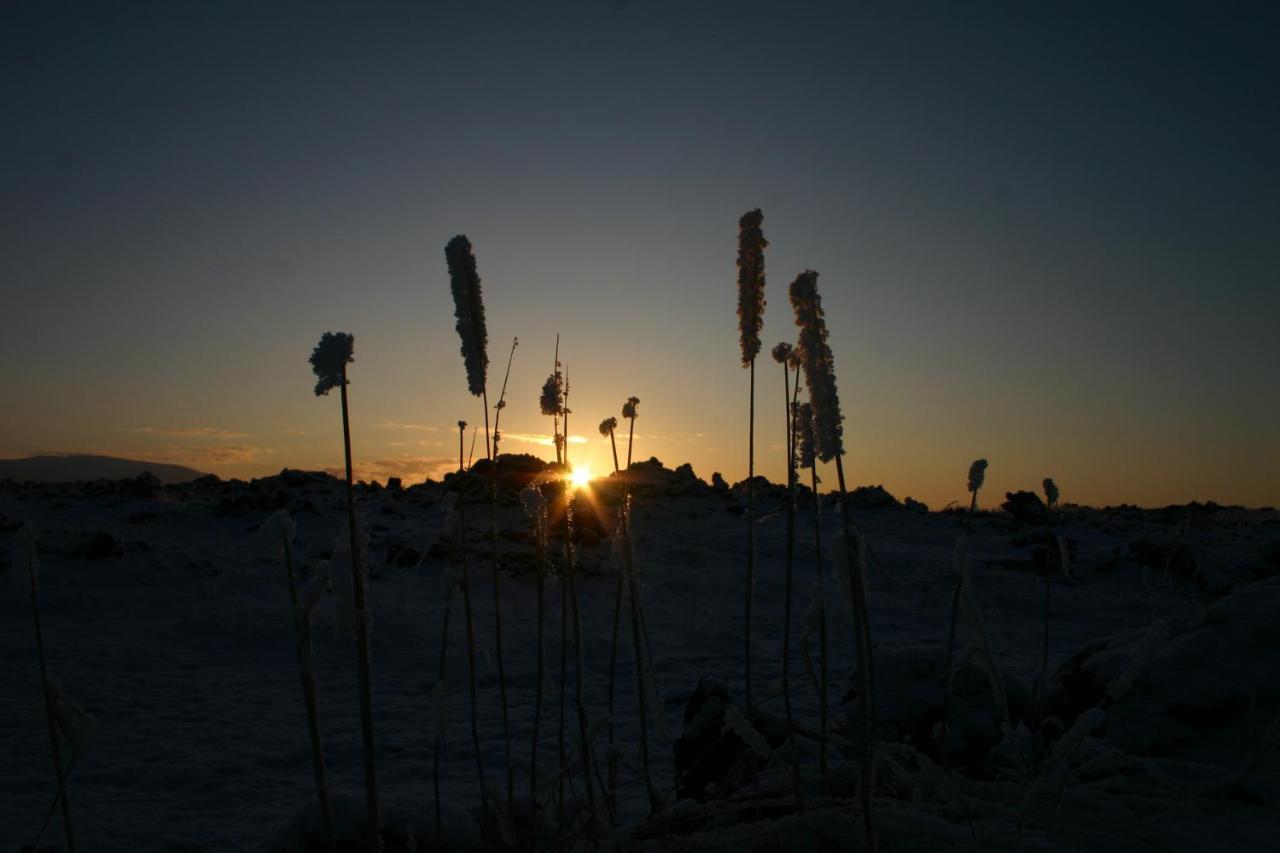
[940,460,986,770]
[447,235,514,810]
[602,417,624,818]
[15,528,76,853]
[795,401,829,776]
[772,343,804,808]
[737,208,766,710]
[561,482,599,841]
[524,483,548,853]
[310,332,378,849]
[1036,478,1060,727]
[280,524,335,853]
[492,336,518,458]
[789,271,876,852]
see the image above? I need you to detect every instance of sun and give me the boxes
[570,465,592,490]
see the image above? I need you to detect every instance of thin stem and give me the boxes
[484,385,515,808]
[433,578,453,850]
[834,452,877,853]
[530,503,546,853]
[811,464,829,777]
[458,477,488,823]
[745,357,756,710]
[606,430,623,820]
[339,373,379,850]
[940,490,978,771]
[782,366,804,810]
[563,486,598,841]
[492,336,517,459]
[30,555,75,853]
[284,532,335,853]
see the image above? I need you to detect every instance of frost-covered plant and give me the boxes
[561,365,572,468]
[789,270,876,851]
[940,458,1009,772]
[11,525,77,853]
[772,341,804,806]
[600,413,660,815]
[261,510,335,852]
[737,210,767,712]
[541,371,565,465]
[622,397,640,470]
[310,331,379,846]
[433,494,466,845]
[445,237,512,805]
[446,235,490,456]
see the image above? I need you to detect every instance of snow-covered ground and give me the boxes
[2,464,1278,851]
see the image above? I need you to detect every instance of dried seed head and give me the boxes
[457,420,467,430]
[737,208,767,366]
[309,332,354,396]
[794,401,817,469]
[540,372,564,416]
[622,396,640,420]
[445,234,488,396]
[968,459,988,494]
[599,417,618,436]
[771,342,793,364]
[1043,477,1060,508]
[789,271,843,462]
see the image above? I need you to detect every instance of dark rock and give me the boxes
[847,484,899,510]
[904,496,929,513]
[673,678,788,801]
[1002,490,1048,526]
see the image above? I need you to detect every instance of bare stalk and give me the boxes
[833,453,876,853]
[484,383,515,808]
[940,486,979,771]
[339,371,379,850]
[282,531,335,853]
[781,364,804,809]
[529,494,547,853]
[25,538,75,853]
[562,484,599,841]
[745,358,757,710]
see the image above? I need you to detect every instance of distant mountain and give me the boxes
[0,454,206,485]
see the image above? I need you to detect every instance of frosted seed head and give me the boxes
[599,417,618,436]
[540,372,564,416]
[445,234,488,396]
[789,271,844,461]
[1043,477,1060,508]
[309,332,354,396]
[794,402,817,469]
[968,459,988,494]
[622,396,640,420]
[771,342,793,364]
[736,208,767,366]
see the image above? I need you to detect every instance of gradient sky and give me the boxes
[2,1,1277,508]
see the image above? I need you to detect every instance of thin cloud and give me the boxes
[500,432,589,447]
[376,421,444,433]
[135,426,251,439]
[326,455,456,484]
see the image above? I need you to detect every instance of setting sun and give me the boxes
[570,465,591,490]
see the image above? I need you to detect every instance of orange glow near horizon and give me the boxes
[570,464,592,490]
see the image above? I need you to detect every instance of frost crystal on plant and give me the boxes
[794,401,816,469]
[309,332,354,396]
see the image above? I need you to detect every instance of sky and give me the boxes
[2,1,1277,508]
